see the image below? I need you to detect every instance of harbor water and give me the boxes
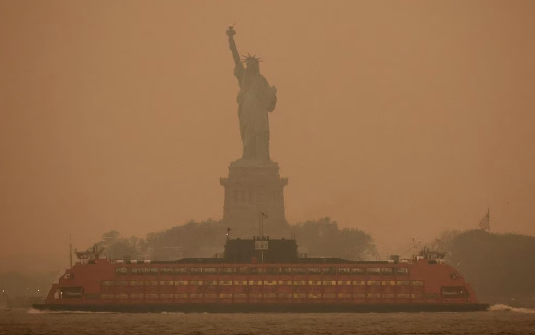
[1,304,534,335]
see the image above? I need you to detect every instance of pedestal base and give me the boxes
[220,160,288,238]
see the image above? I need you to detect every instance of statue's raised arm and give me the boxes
[226,26,243,70]
[226,26,277,164]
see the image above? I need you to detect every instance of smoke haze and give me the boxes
[1,1,534,272]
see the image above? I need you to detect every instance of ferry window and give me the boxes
[411,294,425,299]
[367,293,381,299]
[190,293,202,298]
[159,281,174,286]
[219,293,233,298]
[412,280,424,286]
[203,268,218,274]
[264,267,278,275]
[382,293,395,299]
[352,280,366,286]
[351,268,365,275]
[101,294,113,299]
[190,268,202,274]
[381,268,393,275]
[381,280,396,286]
[338,293,352,298]
[322,293,336,299]
[144,281,158,286]
[189,280,203,285]
[203,280,218,286]
[234,293,247,298]
[101,281,114,286]
[395,268,409,275]
[279,267,292,274]
[115,294,128,299]
[248,280,263,285]
[219,280,233,286]
[396,281,411,286]
[131,268,145,275]
[250,267,266,274]
[292,280,307,285]
[115,281,129,286]
[308,268,322,274]
[160,268,174,275]
[130,293,143,299]
[219,267,234,274]
[249,293,262,298]
[425,293,440,299]
[322,267,335,275]
[337,280,351,286]
[293,293,307,298]
[367,280,381,286]
[234,280,248,285]
[278,280,292,285]
[366,268,381,275]
[160,293,174,298]
[174,268,188,274]
[292,268,307,274]
[322,280,336,286]
[441,286,468,298]
[397,293,410,299]
[130,280,144,285]
[145,268,158,275]
[115,267,128,275]
[263,280,277,286]
[338,268,351,274]
[145,294,159,299]
[278,293,292,298]
[353,293,366,299]
[264,293,277,298]
[236,267,249,274]
[205,293,217,299]
[308,293,321,299]
[175,293,188,299]
[308,280,321,286]
[174,280,188,286]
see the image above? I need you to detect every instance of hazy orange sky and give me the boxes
[1,1,534,272]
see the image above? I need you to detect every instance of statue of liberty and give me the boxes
[226,26,278,165]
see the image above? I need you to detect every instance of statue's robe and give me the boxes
[234,66,277,162]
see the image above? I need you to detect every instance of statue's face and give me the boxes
[246,60,260,73]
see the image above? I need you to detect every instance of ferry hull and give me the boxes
[44,239,487,314]
[33,303,489,313]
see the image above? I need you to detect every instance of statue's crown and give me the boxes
[241,53,262,63]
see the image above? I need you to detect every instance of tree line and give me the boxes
[431,229,535,305]
[89,217,378,262]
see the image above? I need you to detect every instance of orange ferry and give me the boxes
[33,236,488,312]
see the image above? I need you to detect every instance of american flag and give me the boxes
[479,209,490,232]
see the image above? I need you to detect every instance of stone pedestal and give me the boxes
[220,160,288,238]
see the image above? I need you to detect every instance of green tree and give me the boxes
[432,229,535,303]
[290,217,377,260]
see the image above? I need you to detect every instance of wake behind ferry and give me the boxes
[33,235,488,312]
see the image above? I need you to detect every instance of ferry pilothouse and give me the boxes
[33,235,488,312]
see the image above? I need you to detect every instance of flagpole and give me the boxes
[478,208,491,232]
[69,234,73,268]
[259,212,268,238]
[260,212,264,238]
